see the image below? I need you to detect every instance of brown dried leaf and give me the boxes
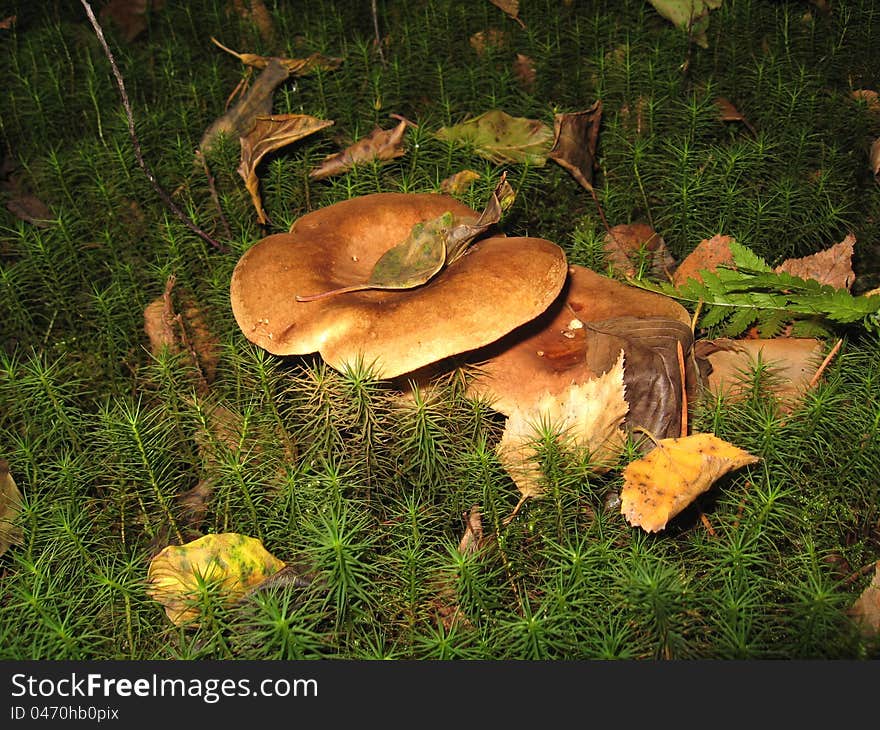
[696,337,824,409]
[0,15,15,30]
[309,119,407,181]
[176,479,212,536]
[848,561,880,637]
[715,97,756,134]
[458,506,484,555]
[871,137,880,179]
[440,169,481,195]
[513,53,536,91]
[199,58,290,154]
[469,28,509,55]
[238,113,333,223]
[498,350,629,502]
[99,0,166,43]
[0,460,24,558]
[547,101,603,192]
[489,0,526,28]
[6,193,52,227]
[850,89,880,115]
[774,234,856,291]
[143,276,220,387]
[621,433,759,533]
[210,37,342,76]
[603,223,675,279]
[230,0,277,47]
[672,233,735,286]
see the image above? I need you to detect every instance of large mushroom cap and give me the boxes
[467,264,701,439]
[230,192,568,379]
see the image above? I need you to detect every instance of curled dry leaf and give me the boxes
[458,506,484,555]
[547,102,603,192]
[143,275,220,388]
[435,110,553,166]
[238,113,334,223]
[848,561,880,638]
[695,337,824,409]
[774,234,856,291]
[850,89,880,115]
[620,432,758,533]
[210,37,342,76]
[672,233,735,286]
[309,118,408,181]
[147,532,284,626]
[603,222,675,279]
[0,460,24,558]
[199,58,290,154]
[715,97,756,135]
[440,169,481,195]
[498,350,629,504]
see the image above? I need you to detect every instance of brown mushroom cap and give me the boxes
[467,264,700,439]
[230,193,569,379]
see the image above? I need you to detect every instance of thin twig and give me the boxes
[196,150,233,240]
[79,0,224,252]
[371,0,386,66]
[676,339,688,438]
[808,338,843,389]
[588,185,614,238]
[842,560,878,587]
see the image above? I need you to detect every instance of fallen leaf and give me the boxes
[0,460,24,557]
[143,275,220,389]
[647,0,723,49]
[210,37,342,76]
[99,0,166,43]
[458,506,484,555]
[672,233,735,286]
[440,169,481,195]
[469,28,509,55]
[547,101,603,192]
[603,222,675,279]
[309,118,408,181]
[229,0,277,47]
[147,532,284,626]
[715,97,756,135]
[498,350,629,503]
[774,234,857,291]
[6,193,52,227]
[871,137,880,178]
[0,15,15,30]
[238,113,334,223]
[848,561,880,637]
[620,432,758,532]
[695,337,824,408]
[176,479,212,536]
[851,89,880,115]
[199,58,290,155]
[489,0,525,28]
[513,53,536,91]
[436,110,553,166]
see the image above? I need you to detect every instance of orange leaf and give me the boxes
[238,113,334,223]
[602,222,675,279]
[620,433,759,533]
[672,234,735,286]
[440,169,481,195]
[309,119,408,181]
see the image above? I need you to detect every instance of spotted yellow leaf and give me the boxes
[147,533,284,626]
[620,433,758,532]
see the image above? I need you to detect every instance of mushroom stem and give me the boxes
[295,284,373,302]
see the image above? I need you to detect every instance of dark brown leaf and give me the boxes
[715,97,756,135]
[230,0,277,47]
[309,118,408,181]
[6,193,52,227]
[199,58,290,154]
[238,113,334,224]
[0,15,15,30]
[547,101,603,192]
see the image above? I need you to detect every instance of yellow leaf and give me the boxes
[620,433,759,533]
[146,533,284,626]
[498,350,628,502]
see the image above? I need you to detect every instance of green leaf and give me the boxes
[435,110,554,165]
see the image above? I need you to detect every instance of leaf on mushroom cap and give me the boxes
[467,265,700,440]
[230,193,568,379]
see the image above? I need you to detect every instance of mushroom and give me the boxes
[230,193,569,379]
[467,264,701,440]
